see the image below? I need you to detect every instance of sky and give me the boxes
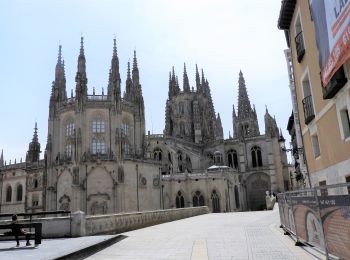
[0,0,291,163]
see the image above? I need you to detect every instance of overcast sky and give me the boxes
[0,0,291,163]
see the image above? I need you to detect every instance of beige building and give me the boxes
[0,38,289,214]
[278,0,350,189]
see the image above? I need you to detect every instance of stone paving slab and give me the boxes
[0,235,117,260]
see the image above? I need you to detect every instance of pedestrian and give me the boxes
[11,214,31,247]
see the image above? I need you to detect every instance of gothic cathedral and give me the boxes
[0,38,289,214]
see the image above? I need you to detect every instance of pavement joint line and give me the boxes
[190,239,208,260]
[268,222,321,260]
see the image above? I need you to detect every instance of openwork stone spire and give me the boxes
[183,63,190,93]
[237,70,252,119]
[75,37,88,102]
[26,122,41,163]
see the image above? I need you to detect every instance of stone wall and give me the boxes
[0,207,209,238]
[83,206,209,236]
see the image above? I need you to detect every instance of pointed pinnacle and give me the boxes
[113,38,117,56]
[58,45,62,65]
[80,37,84,55]
[133,50,138,70]
[127,61,131,79]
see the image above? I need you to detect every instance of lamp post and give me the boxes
[278,137,311,189]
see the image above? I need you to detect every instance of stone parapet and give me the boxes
[84,206,209,236]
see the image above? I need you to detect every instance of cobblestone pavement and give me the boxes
[87,206,320,260]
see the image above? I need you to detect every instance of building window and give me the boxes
[214,151,223,165]
[92,139,106,154]
[32,194,39,207]
[92,120,105,133]
[65,143,72,157]
[123,142,130,155]
[153,148,162,161]
[295,15,305,63]
[312,134,320,158]
[193,191,205,207]
[346,176,350,194]
[251,146,262,167]
[66,122,75,136]
[122,123,129,137]
[16,184,23,201]
[6,186,12,202]
[34,179,39,188]
[177,151,183,172]
[227,149,238,169]
[319,180,328,196]
[176,191,185,208]
[340,108,350,139]
[302,74,315,125]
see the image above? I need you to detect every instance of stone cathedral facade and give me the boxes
[0,38,289,215]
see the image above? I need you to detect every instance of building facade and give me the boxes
[278,0,350,189]
[0,38,288,214]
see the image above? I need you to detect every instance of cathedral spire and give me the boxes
[237,70,253,119]
[54,44,67,101]
[26,122,41,163]
[124,61,133,102]
[183,63,190,92]
[108,38,121,101]
[195,64,201,92]
[215,113,224,140]
[0,149,3,167]
[132,50,140,85]
[75,37,88,102]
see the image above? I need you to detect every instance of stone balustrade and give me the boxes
[0,207,209,238]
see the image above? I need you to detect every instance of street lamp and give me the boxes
[278,136,311,188]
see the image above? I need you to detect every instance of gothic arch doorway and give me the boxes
[211,190,220,213]
[246,173,270,211]
[234,185,240,209]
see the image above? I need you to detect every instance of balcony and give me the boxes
[302,95,315,125]
[323,66,348,99]
[295,31,305,63]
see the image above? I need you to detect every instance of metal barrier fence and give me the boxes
[277,183,350,260]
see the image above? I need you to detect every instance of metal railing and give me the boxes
[302,95,315,125]
[295,31,305,63]
[277,183,350,260]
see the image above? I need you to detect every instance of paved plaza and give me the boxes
[87,206,321,260]
[0,206,323,260]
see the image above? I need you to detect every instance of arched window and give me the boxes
[65,143,72,157]
[185,155,192,173]
[234,185,240,208]
[177,151,183,172]
[193,191,205,207]
[227,149,238,169]
[180,122,185,135]
[251,146,262,167]
[66,122,75,136]
[122,122,129,137]
[92,139,106,154]
[214,151,223,165]
[34,179,38,188]
[211,190,220,213]
[6,186,12,202]
[92,119,105,133]
[16,184,23,201]
[153,148,163,161]
[123,142,130,155]
[176,191,185,208]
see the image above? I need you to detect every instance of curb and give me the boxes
[55,234,127,260]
